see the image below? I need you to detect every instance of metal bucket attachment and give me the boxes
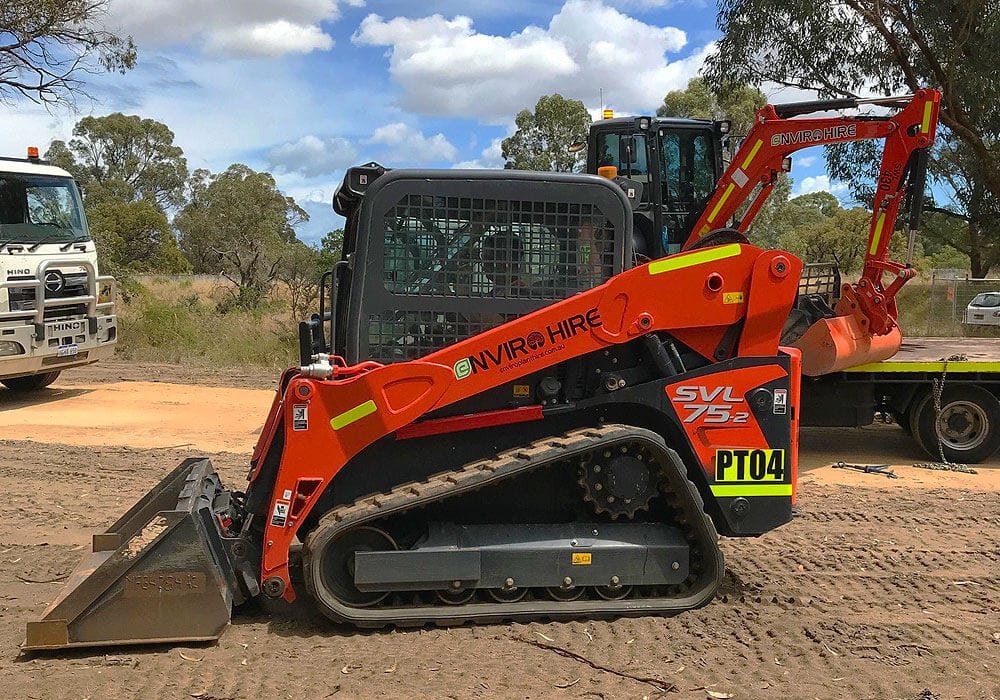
[792,316,901,376]
[23,459,250,651]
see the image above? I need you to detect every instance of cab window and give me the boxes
[659,130,716,210]
[596,133,650,200]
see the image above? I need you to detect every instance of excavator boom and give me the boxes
[685,90,941,374]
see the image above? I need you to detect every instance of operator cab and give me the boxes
[587,116,726,259]
[308,164,634,366]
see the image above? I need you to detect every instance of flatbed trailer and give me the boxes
[800,337,1000,463]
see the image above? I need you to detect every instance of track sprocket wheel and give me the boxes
[577,443,660,519]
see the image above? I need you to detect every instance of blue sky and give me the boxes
[1,0,839,244]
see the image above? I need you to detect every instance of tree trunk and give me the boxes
[968,222,987,278]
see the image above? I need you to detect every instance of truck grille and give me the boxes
[6,273,89,319]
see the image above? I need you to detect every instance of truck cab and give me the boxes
[0,150,117,391]
[585,115,727,259]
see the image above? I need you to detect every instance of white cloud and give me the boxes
[352,0,701,122]
[607,0,683,8]
[368,123,458,163]
[452,137,505,169]
[206,21,334,57]
[0,108,73,159]
[107,0,359,56]
[795,175,849,197]
[795,155,818,168]
[267,135,358,176]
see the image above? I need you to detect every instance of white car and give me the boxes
[964,292,1000,327]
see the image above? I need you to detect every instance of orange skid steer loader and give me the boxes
[24,90,939,651]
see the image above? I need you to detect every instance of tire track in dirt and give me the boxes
[0,439,998,699]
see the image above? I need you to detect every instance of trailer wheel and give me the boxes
[909,385,1000,464]
[1,371,60,392]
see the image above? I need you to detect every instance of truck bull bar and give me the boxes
[0,259,115,326]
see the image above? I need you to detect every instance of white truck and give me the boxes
[0,149,117,391]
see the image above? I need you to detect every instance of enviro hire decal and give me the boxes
[453,308,602,380]
[770,124,856,147]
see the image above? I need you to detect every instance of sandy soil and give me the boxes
[0,365,998,699]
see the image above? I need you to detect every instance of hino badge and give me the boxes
[0,148,116,392]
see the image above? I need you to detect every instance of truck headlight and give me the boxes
[0,341,25,356]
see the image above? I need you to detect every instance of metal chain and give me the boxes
[918,353,977,473]
[912,461,978,474]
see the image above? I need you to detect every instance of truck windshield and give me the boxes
[0,173,89,244]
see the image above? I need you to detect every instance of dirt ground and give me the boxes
[0,361,998,699]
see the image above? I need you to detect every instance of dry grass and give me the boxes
[113,274,970,370]
[116,275,301,368]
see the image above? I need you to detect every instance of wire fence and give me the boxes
[922,270,1000,337]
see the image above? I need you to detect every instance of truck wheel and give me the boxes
[909,385,1000,464]
[1,371,61,392]
[892,409,912,436]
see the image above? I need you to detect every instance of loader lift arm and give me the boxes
[685,90,940,373]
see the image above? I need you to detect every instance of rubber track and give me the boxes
[302,423,724,628]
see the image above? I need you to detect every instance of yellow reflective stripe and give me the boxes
[922,102,933,133]
[706,183,736,224]
[843,361,999,373]
[330,399,378,430]
[710,483,793,498]
[741,139,763,169]
[648,243,742,275]
[869,212,886,255]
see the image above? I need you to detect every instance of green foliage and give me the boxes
[745,172,793,250]
[828,136,999,277]
[45,114,190,284]
[707,0,1000,215]
[85,197,190,283]
[276,241,322,322]
[175,165,308,310]
[502,94,592,172]
[657,77,765,136]
[316,228,345,275]
[776,194,871,272]
[0,0,136,105]
[48,113,188,207]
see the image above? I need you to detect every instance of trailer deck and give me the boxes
[803,337,1000,462]
[844,337,1000,373]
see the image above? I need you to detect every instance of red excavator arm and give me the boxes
[684,89,941,374]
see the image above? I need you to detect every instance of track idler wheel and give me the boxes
[546,582,584,601]
[488,585,527,603]
[312,526,397,608]
[437,585,476,605]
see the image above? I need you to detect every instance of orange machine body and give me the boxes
[249,243,803,600]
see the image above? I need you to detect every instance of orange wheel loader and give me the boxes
[23,90,939,651]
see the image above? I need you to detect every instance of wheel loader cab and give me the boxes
[326,166,633,365]
[587,117,725,260]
